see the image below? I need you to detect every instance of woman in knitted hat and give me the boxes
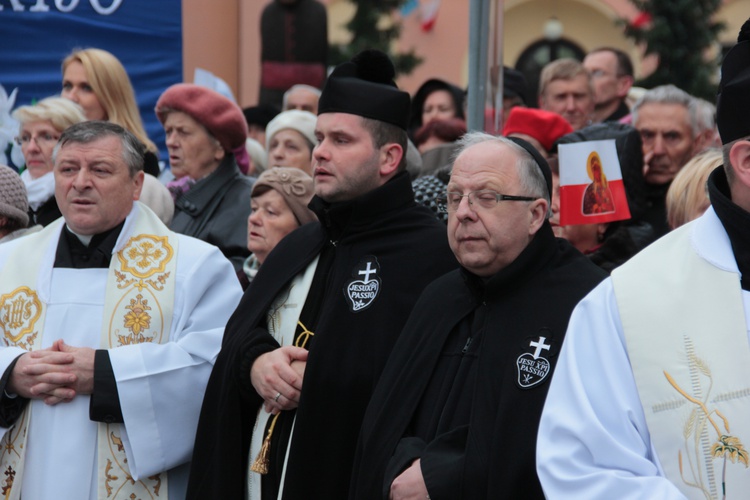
[155,83,254,273]
[0,164,41,244]
[62,48,160,176]
[241,166,316,288]
[265,109,317,175]
[12,96,86,226]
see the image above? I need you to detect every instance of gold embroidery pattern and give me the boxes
[119,295,155,345]
[0,287,42,346]
[665,341,749,499]
[103,232,172,498]
[105,429,161,499]
[118,235,173,279]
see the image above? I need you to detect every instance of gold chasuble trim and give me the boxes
[0,204,177,499]
[613,222,750,500]
[0,218,61,500]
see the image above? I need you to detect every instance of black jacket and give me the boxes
[350,224,606,499]
[28,195,61,227]
[187,172,457,499]
[170,155,254,271]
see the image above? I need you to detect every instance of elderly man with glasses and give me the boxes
[350,132,605,500]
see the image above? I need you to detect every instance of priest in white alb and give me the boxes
[0,121,242,499]
[537,20,750,500]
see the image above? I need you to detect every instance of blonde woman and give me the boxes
[62,48,160,175]
[666,148,722,229]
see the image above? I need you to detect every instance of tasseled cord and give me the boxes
[251,320,314,474]
[250,413,279,474]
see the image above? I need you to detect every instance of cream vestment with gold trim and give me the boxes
[613,222,750,499]
[0,202,242,499]
[537,208,750,499]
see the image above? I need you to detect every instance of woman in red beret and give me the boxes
[156,83,254,273]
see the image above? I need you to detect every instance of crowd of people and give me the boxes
[0,16,748,500]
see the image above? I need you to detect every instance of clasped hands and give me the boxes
[250,345,308,415]
[7,339,95,406]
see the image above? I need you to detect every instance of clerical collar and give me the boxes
[54,220,126,269]
[462,221,557,298]
[707,166,750,290]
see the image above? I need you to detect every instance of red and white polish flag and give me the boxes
[558,139,631,226]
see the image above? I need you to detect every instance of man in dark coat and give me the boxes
[350,133,606,500]
[186,50,457,499]
[259,0,328,108]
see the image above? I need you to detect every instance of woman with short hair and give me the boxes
[12,96,86,226]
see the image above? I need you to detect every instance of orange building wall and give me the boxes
[182,0,750,108]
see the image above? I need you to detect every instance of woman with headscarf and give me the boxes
[12,96,86,226]
[408,78,465,141]
[264,109,317,175]
[61,48,160,176]
[241,166,316,289]
[156,83,253,272]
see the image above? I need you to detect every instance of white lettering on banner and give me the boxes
[0,0,25,12]
[89,0,121,14]
[0,0,123,14]
[55,0,78,13]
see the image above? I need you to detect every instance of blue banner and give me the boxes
[0,0,182,160]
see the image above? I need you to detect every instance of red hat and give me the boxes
[502,107,573,152]
[155,83,248,151]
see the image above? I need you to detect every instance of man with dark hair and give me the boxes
[351,133,605,500]
[0,121,242,498]
[538,20,750,497]
[584,47,635,123]
[187,50,457,500]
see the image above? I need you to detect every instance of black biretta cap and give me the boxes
[318,49,411,130]
[717,18,750,144]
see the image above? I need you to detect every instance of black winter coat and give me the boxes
[170,155,254,271]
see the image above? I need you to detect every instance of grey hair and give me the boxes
[53,120,145,177]
[282,84,322,110]
[693,97,716,135]
[631,84,700,137]
[452,131,550,205]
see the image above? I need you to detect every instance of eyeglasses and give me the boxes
[436,190,536,213]
[14,133,60,147]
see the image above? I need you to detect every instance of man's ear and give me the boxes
[730,140,750,187]
[529,198,549,235]
[379,143,403,178]
[616,76,634,98]
[132,171,145,201]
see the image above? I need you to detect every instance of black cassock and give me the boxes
[187,172,457,499]
[350,224,606,500]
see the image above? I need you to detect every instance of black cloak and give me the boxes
[350,223,606,499]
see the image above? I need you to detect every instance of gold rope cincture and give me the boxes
[250,320,314,474]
